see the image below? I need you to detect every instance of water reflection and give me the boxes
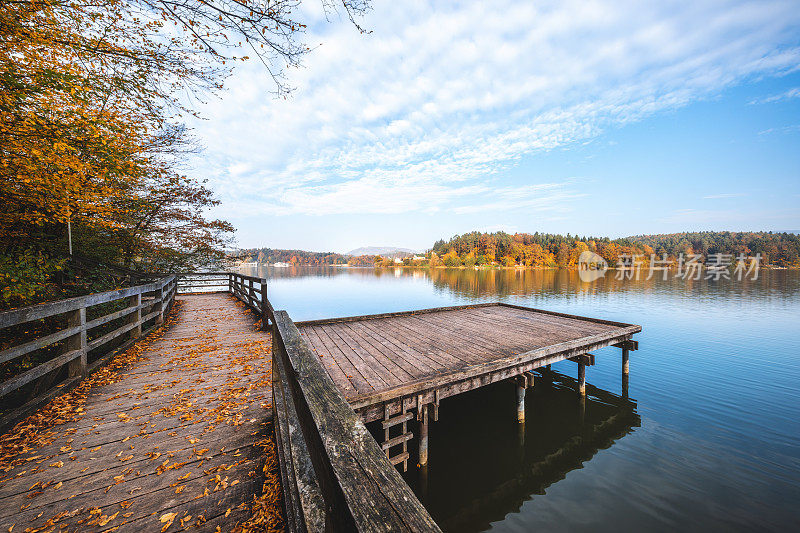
[366,369,640,532]
[248,264,800,303]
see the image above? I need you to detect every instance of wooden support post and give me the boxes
[622,371,630,400]
[248,279,255,307]
[228,273,233,294]
[66,308,87,377]
[516,376,526,423]
[128,293,142,339]
[156,285,164,325]
[419,404,429,467]
[401,402,409,472]
[622,347,630,375]
[260,280,269,330]
[383,403,390,458]
[418,462,429,503]
[578,359,586,396]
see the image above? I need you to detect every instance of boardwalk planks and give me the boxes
[0,294,278,533]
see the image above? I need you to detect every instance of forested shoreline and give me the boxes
[237,231,800,269]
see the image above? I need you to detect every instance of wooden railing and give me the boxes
[271,310,441,532]
[177,272,273,328]
[0,276,177,432]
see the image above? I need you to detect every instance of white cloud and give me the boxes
[757,124,800,135]
[187,0,800,218]
[703,193,747,199]
[749,86,800,103]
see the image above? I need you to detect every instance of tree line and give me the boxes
[240,230,800,269]
[430,231,800,268]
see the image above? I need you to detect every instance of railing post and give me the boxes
[167,278,175,311]
[260,279,269,330]
[249,279,255,307]
[228,273,233,294]
[128,292,142,339]
[67,307,87,377]
[156,283,165,325]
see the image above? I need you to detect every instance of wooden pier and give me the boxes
[0,272,641,532]
[297,303,639,469]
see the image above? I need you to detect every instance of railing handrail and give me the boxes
[175,271,273,328]
[272,309,441,532]
[0,276,173,330]
[0,275,178,433]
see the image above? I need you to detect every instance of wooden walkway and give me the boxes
[0,294,279,532]
[298,303,640,423]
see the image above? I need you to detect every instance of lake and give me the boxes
[244,265,800,532]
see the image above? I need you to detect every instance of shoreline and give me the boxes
[247,264,799,271]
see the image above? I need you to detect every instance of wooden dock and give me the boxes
[294,303,639,473]
[300,304,639,417]
[0,293,277,532]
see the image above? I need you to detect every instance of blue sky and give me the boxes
[185,0,800,253]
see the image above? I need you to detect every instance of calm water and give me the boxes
[246,266,800,532]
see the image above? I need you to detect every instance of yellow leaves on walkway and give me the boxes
[159,511,177,531]
[0,297,284,531]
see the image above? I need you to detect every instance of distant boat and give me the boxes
[239,262,257,267]
[273,262,291,267]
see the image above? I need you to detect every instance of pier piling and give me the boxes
[419,404,430,466]
[516,377,526,423]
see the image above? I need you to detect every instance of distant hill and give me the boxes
[231,246,419,266]
[347,246,417,257]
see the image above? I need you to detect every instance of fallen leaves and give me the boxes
[97,511,119,526]
[159,512,177,532]
[0,300,285,532]
[232,435,284,533]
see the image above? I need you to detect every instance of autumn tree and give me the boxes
[1,0,371,306]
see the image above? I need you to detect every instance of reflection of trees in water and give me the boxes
[425,267,664,299]
[242,265,800,300]
[423,267,800,300]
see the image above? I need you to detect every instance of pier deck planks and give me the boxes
[298,303,640,421]
[0,294,275,533]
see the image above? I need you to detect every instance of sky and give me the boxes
[184,0,800,253]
